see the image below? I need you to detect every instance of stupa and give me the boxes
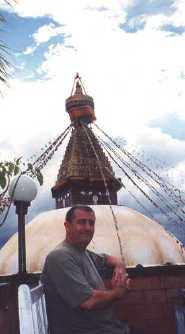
[52,73,121,208]
[0,74,185,334]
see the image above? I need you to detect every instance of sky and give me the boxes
[0,0,185,246]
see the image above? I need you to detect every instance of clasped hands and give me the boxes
[111,265,130,297]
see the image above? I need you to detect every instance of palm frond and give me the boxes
[0,8,10,86]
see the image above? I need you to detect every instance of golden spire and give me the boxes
[66,73,96,124]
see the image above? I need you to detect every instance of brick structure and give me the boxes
[0,267,184,334]
[116,266,185,334]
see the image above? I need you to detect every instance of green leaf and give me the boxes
[0,164,6,174]
[15,157,22,165]
[35,169,43,186]
[14,165,20,175]
[0,173,6,189]
[7,162,14,175]
[27,163,33,171]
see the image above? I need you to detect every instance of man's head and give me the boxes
[64,206,95,249]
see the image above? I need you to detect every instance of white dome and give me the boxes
[0,205,184,274]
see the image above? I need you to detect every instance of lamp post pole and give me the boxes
[9,174,38,276]
[15,201,30,274]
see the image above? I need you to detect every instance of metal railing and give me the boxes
[175,289,185,334]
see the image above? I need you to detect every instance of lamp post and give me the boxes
[9,174,38,274]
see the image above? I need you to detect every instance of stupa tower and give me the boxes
[51,74,122,208]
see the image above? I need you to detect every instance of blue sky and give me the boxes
[125,0,176,18]
[1,10,65,80]
[150,112,185,140]
[0,0,185,246]
[122,0,177,32]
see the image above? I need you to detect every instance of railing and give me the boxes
[18,283,48,334]
[175,289,185,334]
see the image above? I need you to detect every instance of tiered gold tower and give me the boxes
[51,74,122,208]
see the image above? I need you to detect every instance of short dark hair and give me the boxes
[65,205,94,223]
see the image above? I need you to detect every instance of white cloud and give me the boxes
[23,23,67,55]
[2,1,185,140]
[1,0,185,232]
[14,0,128,22]
[170,0,185,26]
[0,78,69,160]
[132,126,185,157]
[135,0,185,31]
[167,161,185,191]
[32,23,64,44]
[23,45,37,55]
[33,22,185,138]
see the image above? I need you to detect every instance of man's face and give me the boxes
[65,209,95,249]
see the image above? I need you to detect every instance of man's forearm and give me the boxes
[106,255,125,268]
[80,286,127,310]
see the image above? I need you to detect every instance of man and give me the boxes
[41,205,130,334]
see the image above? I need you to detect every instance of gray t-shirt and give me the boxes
[41,241,127,334]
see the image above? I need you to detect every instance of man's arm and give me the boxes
[105,255,128,288]
[80,284,129,310]
[80,254,130,310]
[106,255,125,268]
[80,253,130,311]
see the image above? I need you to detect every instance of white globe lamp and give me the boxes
[9,174,38,274]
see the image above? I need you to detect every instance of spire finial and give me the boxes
[75,80,83,95]
[75,72,80,80]
[66,74,96,124]
[71,73,87,96]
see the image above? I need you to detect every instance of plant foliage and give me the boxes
[0,159,43,215]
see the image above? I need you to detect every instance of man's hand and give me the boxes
[105,255,130,290]
[112,264,126,284]
[81,257,130,310]
[111,268,130,290]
